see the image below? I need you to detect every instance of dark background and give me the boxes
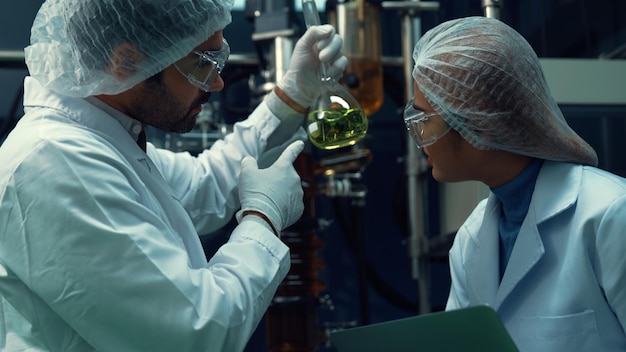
[1,1,625,351]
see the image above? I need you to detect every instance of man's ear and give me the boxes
[109,43,142,81]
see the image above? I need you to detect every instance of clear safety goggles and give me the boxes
[404,98,452,149]
[174,38,230,91]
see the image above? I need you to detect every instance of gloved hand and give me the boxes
[236,141,305,234]
[277,24,348,108]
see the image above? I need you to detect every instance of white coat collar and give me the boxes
[85,96,144,144]
[23,77,146,156]
[464,160,582,309]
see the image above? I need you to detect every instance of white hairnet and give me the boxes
[412,16,598,166]
[25,0,234,97]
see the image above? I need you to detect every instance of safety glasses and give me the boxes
[174,38,230,92]
[403,98,452,149]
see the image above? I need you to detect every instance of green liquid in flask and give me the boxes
[307,107,368,150]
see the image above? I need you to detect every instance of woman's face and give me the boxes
[409,80,536,187]
[411,81,484,183]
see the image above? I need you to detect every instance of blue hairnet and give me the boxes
[412,16,598,166]
[25,0,234,97]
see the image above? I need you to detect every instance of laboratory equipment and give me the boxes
[328,0,384,116]
[247,1,325,350]
[160,101,231,153]
[302,0,368,150]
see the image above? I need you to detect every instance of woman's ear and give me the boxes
[109,43,142,81]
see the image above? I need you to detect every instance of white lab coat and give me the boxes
[447,160,626,351]
[0,77,306,351]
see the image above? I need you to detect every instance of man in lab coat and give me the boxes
[405,16,626,351]
[0,0,347,351]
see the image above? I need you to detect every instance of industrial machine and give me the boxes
[220,0,442,349]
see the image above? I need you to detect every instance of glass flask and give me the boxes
[302,0,368,150]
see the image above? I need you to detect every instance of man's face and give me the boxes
[125,31,226,133]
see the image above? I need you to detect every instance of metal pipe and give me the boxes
[405,12,434,316]
[482,0,502,19]
[272,36,294,83]
[0,51,26,69]
[0,49,408,70]
[381,0,439,315]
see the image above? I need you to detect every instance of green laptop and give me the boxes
[329,305,519,352]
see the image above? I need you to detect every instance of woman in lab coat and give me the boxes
[0,0,347,351]
[406,16,626,351]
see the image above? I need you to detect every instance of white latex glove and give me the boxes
[277,24,348,108]
[236,141,305,234]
